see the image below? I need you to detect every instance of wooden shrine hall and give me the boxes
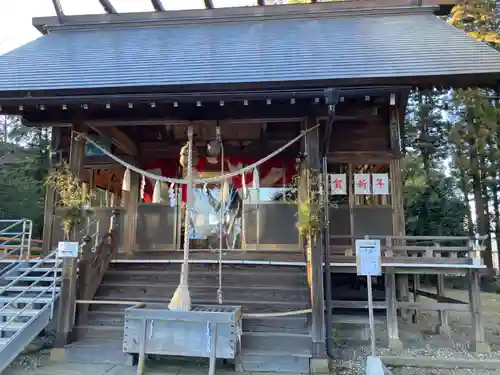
[0,0,500,373]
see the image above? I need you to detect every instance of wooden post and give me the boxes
[385,272,402,349]
[390,157,409,319]
[75,235,93,328]
[412,274,420,325]
[42,128,61,254]
[468,269,490,353]
[122,171,139,254]
[51,125,86,359]
[303,117,326,358]
[435,274,451,337]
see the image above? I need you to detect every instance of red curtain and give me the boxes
[141,156,296,203]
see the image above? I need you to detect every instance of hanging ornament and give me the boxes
[122,168,131,192]
[241,172,248,199]
[169,183,176,208]
[180,142,199,168]
[252,168,260,189]
[139,175,146,201]
[206,140,221,157]
[152,180,162,203]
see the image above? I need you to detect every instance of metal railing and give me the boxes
[0,250,61,334]
[0,219,33,261]
[0,218,101,334]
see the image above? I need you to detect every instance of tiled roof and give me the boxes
[0,7,499,92]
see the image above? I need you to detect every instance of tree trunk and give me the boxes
[459,170,475,237]
[493,173,500,268]
[471,166,493,269]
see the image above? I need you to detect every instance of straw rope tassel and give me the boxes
[168,125,194,312]
[152,180,162,203]
[122,168,131,192]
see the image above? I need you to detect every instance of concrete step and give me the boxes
[236,332,311,372]
[236,354,309,373]
[64,338,129,365]
[240,332,312,357]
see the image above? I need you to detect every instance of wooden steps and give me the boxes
[73,259,312,372]
[236,332,311,373]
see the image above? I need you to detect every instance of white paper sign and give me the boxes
[372,173,389,195]
[354,173,371,195]
[57,241,79,258]
[356,239,382,276]
[329,174,347,195]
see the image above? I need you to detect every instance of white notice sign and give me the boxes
[356,239,382,276]
[329,174,347,195]
[372,173,389,195]
[354,173,371,195]
[57,241,79,258]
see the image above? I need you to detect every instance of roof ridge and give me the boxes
[34,3,438,34]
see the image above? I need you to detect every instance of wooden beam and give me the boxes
[151,0,165,12]
[90,126,137,156]
[51,0,65,24]
[98,0,118,14]
[204,0,214,8]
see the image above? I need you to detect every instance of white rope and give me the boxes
[78,124,319,185]
[217,128,224,304]
[75,299,312,318]
[180,126,194,286]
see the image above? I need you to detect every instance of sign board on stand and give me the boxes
[356,238,383,373]
[356,239,382,276]
[57,241,79,258]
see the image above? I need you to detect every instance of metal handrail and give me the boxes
[0,219,33,260]
[0,218,101,335]
[0,252,60,330]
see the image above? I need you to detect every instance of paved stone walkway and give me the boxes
[4,354,259,375]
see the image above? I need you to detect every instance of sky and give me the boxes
[0,0,257,55]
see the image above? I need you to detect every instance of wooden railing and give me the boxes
[329,235,486,265]
[76,209,121,327]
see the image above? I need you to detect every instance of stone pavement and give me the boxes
[3,354,263,375]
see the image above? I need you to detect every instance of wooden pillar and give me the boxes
[411,274,420,325]
[52,125,86,355]
[468,269,490,353]
[389,102,410,319]
[385,272,402,349]
[303,117,326,358]
[42,128,61,254]
[435,274,451,337]
[122,171,139,253]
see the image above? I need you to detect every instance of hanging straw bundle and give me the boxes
[169,125,195,311]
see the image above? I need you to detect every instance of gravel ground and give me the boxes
[331,290,500,375]
[7,291,500,375]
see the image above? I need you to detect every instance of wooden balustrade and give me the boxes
[329,235,487,266]
[75,209,121,329]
